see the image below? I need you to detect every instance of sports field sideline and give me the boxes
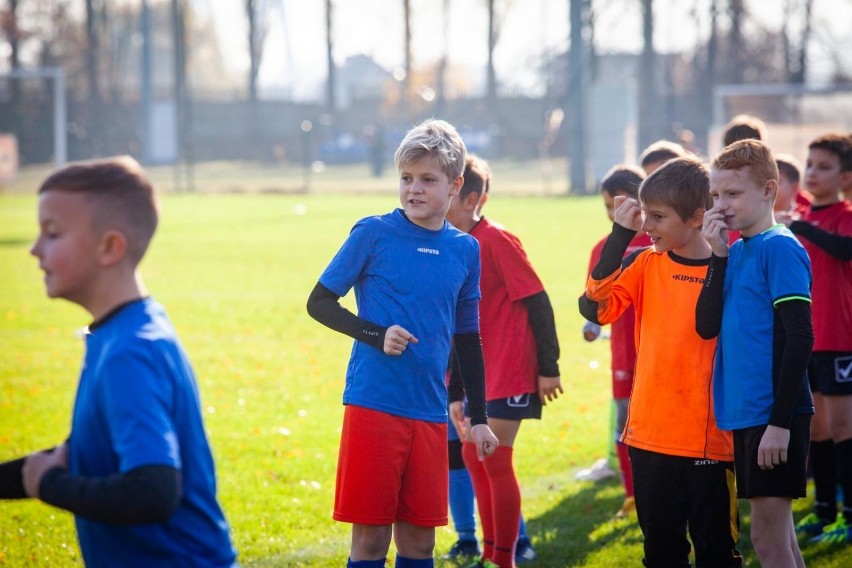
[0,161,845,566]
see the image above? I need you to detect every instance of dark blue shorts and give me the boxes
[464,393,543,421]
[733,414,811,499]
[808,351,852,395]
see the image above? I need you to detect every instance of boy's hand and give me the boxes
[582,321,601,341]
[470,424,499,461]
[449,401,466,440]
[383,325,418,356]
[538,375,563,405]
[774,210,798,228]
[22,444,68,498]
[613,196,642,232]
[702,206,730,257]
[757,425,789,470]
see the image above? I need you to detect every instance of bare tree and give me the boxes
[403,0,412,109]
[325,0,335,118]
[637,0,657,149]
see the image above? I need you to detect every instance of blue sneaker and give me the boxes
[795,512,829,536]
[515,539,537,563]
[809,515,851,544]
[443,539,480,559]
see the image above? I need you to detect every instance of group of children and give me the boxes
[579,117,851,568]
[0,116,849,568]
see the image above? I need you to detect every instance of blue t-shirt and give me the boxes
[714,225,814,430]
[70,298,237,568]
[320,209,481,423]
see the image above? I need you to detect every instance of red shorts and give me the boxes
[334,405,448,526]
[612,369,635,399]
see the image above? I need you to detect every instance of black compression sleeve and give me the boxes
[453,333,488,426]
[769,300,814,428]
[447,349,465,404]
[0,457,27,499]
[39,465,181,525]
[789,221,852,260]
[591,223,637,280]
[522,291,561,377]
[695,254,727,340]
[306,282,386,351]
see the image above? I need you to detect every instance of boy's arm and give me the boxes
[578,223,637,324]
[33,461,181,525]
[788,220,852,260]
[768,299,814,429]
[695,254,727,339]
[0,457,27,499]
[452,333,488,426]
[521,290,560,378]
[306,282,387,350]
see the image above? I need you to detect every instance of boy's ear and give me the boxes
[464,191,481,209]
[450,175,464,196]
[691,208,706,227]
[98,230,128,267]
[764,179,778,199]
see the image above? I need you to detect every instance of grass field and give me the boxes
[0,162,847,566]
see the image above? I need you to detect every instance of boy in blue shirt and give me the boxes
[698,139,814,567]
[0,156,237,567]
[307,119,498,568]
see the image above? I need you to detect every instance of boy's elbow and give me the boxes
[695,323,719,340]
[577,295,601,325]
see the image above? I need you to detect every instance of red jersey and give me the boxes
[587,233,653,374]
[471,217,545,400]
[796,188,813,209]
[799,200,852,351]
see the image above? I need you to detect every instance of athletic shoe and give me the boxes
[464,557,499,568]
[443,539,480,559]
[574,457,617,482]
[795,512,829,536]
[515,539,537,563]
[615,496,636,518]
[809,515,851,544]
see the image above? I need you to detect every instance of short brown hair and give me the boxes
[775,153,802,184]
[639,140,687,169]
[460,154,491,200]
[722,114,767,147]
[600,164,645,199]
[809,133,852,171]
[39,156,158,264]
[712,139,779,190]
[639,156,711,221]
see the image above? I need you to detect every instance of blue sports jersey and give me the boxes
[714,225,814,430]
[319,209,481,423]
[70,298,237,567]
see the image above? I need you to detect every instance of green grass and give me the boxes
[0,165,848,566]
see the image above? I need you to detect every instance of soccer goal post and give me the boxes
[711,82,852,157]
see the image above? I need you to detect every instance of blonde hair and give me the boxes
[394,119,467,180]
[712,139,778,189]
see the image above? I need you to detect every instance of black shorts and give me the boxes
[808,351,852,395]
[466,393,542,421]
[733,414,811,499]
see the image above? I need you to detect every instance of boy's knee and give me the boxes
[393,523,435,558]
[352,525,392,559]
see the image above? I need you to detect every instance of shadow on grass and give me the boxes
[438,478,644,568]
[525,479,643,566]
